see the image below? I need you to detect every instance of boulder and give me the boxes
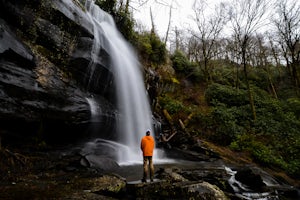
[80,154,120,172]
[235,167,266,191]
[126,179,228,200]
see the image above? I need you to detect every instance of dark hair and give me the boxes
[146,130,150,135]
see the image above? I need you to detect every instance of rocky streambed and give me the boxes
[1,144,299,200]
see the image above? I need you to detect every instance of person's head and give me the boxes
[146,130,150,136]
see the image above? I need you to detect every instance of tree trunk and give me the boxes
[125,0,130,14]
[291,62,300,94]
[266,66,278,99]
[268,74,278,99]
[235,63,239,90]
[164,2,172,44]
[150,7,155,33]
[245,71,256,121]
[243,51,256,121]
[204,58,209,83]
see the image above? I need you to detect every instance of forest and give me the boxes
[100,0,300,179]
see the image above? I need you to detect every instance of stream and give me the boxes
[77,138,300,200]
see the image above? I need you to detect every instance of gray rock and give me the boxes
[0,0,118,142]
[80,154,120,171]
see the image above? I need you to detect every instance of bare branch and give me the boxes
[164,0,174,44]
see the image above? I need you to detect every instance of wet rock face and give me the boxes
[0,0,117,143]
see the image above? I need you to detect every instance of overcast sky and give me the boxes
[132,0,220,37]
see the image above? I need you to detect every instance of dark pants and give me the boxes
[143,156,154,181]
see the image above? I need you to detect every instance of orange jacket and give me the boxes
[140,135,155,156]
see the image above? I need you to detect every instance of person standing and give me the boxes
[140,129,155,182]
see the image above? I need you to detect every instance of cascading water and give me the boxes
[84,0,153,164]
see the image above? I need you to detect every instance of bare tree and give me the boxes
[266,32,282,68]
[255,34,278,99]
[150,7,156,33]
[191,0,227,83]
[134,0,169,7]
[273,0,300,93]
[164,0,174,44]
[168,26,187,53]
[227,0,270,121]
[222,37,243,89]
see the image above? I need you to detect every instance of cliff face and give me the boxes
[0,0,117,143]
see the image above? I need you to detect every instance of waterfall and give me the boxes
[84,0,153,164]
[86,97,98,117]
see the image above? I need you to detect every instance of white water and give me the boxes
[81,138,174,166]
[86,97,98,117]
[84,0,154,164]
[224,166,280,200]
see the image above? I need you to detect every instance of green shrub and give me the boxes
[212,66,236,86]
[171,50,194,76]
[95,0,117,13]
[287,159,300,177]
[171,50,188,72]
[188,111,214,132]
[251,143,284,167]
[247,68,270,90]
[189,62,204,82]
[159,95,184,114]
[254,97,300,136]
[230,134,287,168]
[229,122,300,176]
[210,102,247,145]
[135,32,166,66]
[205,83,300,176]
[95,0,136,41]
[205,83,249,107]
[286,98,300,119]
